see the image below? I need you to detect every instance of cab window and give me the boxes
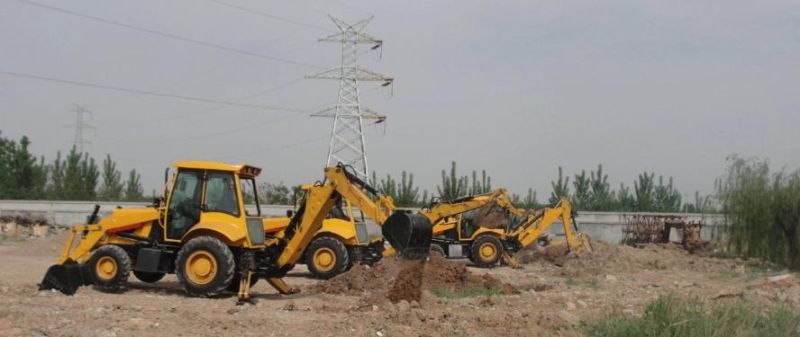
[205,171,240,217]
[166,170,203,239]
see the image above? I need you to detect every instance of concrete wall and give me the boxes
[0,200,725,243]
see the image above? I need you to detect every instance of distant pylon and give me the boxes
[307,16,393,179]
[67,104,94,153]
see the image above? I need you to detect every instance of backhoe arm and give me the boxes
[511,198,592,254]
[275,166,431,268]
[425,188,526,235]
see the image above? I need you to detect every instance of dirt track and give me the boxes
[1,233,798,337]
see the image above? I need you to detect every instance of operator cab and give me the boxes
[163,161,263,243]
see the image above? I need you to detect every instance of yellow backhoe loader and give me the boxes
[429,197,592,267]
[287,187,547,278]
[261,165,417,279]
[39,162,432,302]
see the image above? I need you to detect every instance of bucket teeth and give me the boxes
[39,263,94,295]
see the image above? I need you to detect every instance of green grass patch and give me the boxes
[584,295,800,337]
[0,234,25,245]
[429,285,503,299]
[565,276,602,289]
[712,269,741,280]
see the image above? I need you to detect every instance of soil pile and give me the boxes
[309,255,519,302]
[514,239,742,279]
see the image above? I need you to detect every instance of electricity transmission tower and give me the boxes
[67,104,94,153]
[308,16,393,179]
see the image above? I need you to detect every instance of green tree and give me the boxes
[30,156,48,199]
[98,154,123,201]
[589,164,613,211]
[653,175,681,212]
[47,151,65,199]
[549,166,570,205]
[0,134,43,199]
[616,183,635,211]
[395,171,420,207]
[124,169,144,201]
[260,182,291,205]
[683,191,714,213]
[437,161,468,201]
[572,170,591,210]
[634,172,656,211]
[419,189,430,207]
[468,170,492,195]
[514,188,540,209]
[0,132,10,197]
[718,156,800,270]
[61,147,85,200]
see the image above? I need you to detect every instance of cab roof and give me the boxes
[173,160,261,177]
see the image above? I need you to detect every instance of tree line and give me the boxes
[2,132,712,213]
[0,132,145,201]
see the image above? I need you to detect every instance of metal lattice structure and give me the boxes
[308,16,393,179]
[67,104,94,153]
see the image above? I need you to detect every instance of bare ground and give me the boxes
[0,233,798,337]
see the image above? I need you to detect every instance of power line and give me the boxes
[151,76,308,124]
[13,0,325,69]
[207,0,335,33]
[210,135,329,160]
[0,70,312,114]
[105,112,305,145]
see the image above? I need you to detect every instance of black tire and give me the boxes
[470,235,503,268]
[175,236,235,297]
[133,271,165,283]
[430,244,446,258]
[88,245,132,292]
[305,236,349,279]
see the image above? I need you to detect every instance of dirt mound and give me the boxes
[517,244,570,266]
[310,255,519,302]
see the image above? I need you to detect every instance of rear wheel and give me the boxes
[133,271,165,283]
[175,236,235,297]
[305,236,349,279]
[89,245,132,292]
[470,235,503,267]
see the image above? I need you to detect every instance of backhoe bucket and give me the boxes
[382,212,433,259]
[39,262,93,295]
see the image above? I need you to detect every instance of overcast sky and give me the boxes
[1,0,799,201]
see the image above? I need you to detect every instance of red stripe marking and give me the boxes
[106,222,145,234]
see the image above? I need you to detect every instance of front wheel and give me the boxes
[470,235,503,268]
[88,245,132,292]
[305,236,349,279]
[175,236,235,297]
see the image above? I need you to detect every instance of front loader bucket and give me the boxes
[382,212,433,259]
[39,262,94,295]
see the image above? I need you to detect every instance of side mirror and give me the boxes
[286,210,294,218]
